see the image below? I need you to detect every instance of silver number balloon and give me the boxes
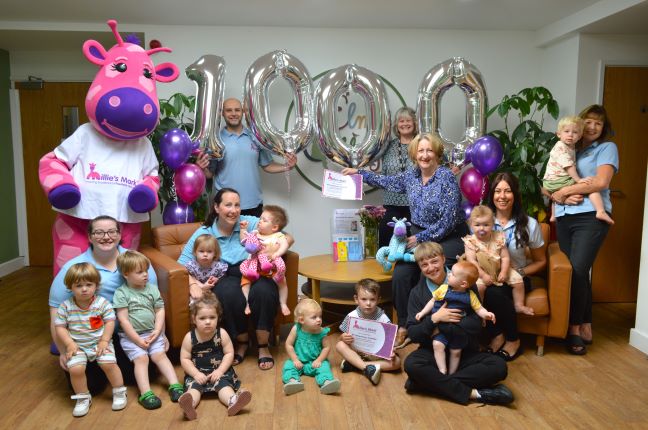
[314,64,391,168]
[243,50,314,155]
[186,55,226,158]
[417,57,487,166]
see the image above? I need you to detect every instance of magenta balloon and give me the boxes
[162,200,195,225]
[174,163,206,204]
[460,167,487,205]
[160,128,192,170]
[471,135,503,176]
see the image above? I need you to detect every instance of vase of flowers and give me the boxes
[357,205,386,259]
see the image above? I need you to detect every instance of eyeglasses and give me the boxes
[91,229,120,238]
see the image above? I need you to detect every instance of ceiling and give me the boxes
[1,0,647,51]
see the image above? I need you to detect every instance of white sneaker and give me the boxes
[112,386,128,411]
[71,393,92,417]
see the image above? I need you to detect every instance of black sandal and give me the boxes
[233,339,249,366]
[496,345,524,362]
[257,343,274,370]
[566,334,587,355]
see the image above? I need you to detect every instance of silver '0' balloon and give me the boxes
[186,55,226,159]
[243,50,314,156]
[314,64,391,168]
[417,57,487,167]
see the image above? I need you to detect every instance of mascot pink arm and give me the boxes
[39,19,179,275]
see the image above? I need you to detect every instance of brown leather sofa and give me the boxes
[518,223,572,355]
[140,222,299,348]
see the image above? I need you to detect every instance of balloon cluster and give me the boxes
[159,128,206,224]
[458,135,503,216]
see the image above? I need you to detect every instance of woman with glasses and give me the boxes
[48,215,157,393]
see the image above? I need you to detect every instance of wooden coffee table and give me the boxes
[298,254,393,308]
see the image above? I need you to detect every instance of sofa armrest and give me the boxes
[545,242,572,338]
[140,245,190,347]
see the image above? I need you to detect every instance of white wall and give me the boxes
[539,34,580,120]
[631,166,648,354]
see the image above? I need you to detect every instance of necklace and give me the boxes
[396,138,410,172]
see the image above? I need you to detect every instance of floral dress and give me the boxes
[463,231,523,288]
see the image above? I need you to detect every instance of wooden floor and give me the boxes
[2,267,648,429]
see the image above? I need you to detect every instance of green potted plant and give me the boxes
[487,87,560,220]
[149,92,210,221]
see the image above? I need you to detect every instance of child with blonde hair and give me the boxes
[282,299,341,395]
[543,115,614,224]
[240,205,291,316]
[185,234,228,302]
[178,292,252,420]
[463,205,534,315]
[113,250,184,409]
[336,279,401,385]
[54,262,127,417]
[415,261,495,374]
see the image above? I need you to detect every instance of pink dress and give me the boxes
[462,231,523,288]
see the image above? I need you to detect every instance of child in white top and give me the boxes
[336,279,401,385]
[178,292,251,420]
[543,115,614,224]
[113,250,184,409]
[185,234,228,302]
[240,205,291,316]
[463,205,534,315]
[54,262,127,417]
[415,261,495,375]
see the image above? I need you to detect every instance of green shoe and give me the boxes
[168,383,184,403]
[138,390,162,410]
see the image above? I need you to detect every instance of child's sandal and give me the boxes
[168,383,185,402]
[227,389,252,416]
[138,390,162,410]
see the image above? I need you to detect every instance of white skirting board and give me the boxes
[0,257,25,278]
[629,328,648,355]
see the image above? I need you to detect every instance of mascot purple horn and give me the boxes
[38,19,180,276]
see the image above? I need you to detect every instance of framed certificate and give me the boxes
[348,317,398,360]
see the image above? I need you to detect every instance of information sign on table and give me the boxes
[348,317,397,359]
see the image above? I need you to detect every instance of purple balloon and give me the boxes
[160,128,192,170]
[464,142,475,165]
[162,200,195,225]
[471,135,503,176]
[460,167,489,205]
[461,200,475,219]
[174,163,206,204]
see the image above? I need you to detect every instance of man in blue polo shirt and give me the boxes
[199,98,297,216]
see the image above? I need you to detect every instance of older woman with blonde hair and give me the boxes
[377,107,418,247]
[343,133,467,347]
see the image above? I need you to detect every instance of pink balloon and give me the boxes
[460,167,489,205]
[174,163,206,204]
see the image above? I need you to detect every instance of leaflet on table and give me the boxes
[331,208,363,261]
[322,169,363,200]
[348,317,397,360]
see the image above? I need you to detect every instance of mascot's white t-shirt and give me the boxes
[54,123,159,223]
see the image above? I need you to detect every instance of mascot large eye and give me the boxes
[143,68,153,79]
[112,63,127,73]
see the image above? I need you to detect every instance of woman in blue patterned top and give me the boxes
[377,107,417,247]
[551,105,618,355]
[343,133,467,346]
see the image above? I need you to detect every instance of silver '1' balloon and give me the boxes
[243,50,314,156]
[417,57,487,167]
[314,64,391,168]
[186,55,226,158]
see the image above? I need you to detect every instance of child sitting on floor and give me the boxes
[113,250,184,409]
[336,278,401,385]
[282,299,341,395]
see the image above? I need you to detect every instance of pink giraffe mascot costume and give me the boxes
[39,20,179,275]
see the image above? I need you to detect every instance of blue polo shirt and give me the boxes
[554,141,619,217]
[177,216,260,266]
[209,128,273,210]
[49,246,158,308]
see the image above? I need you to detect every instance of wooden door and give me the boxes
[592,66,648,302]
[18,82,90,266]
